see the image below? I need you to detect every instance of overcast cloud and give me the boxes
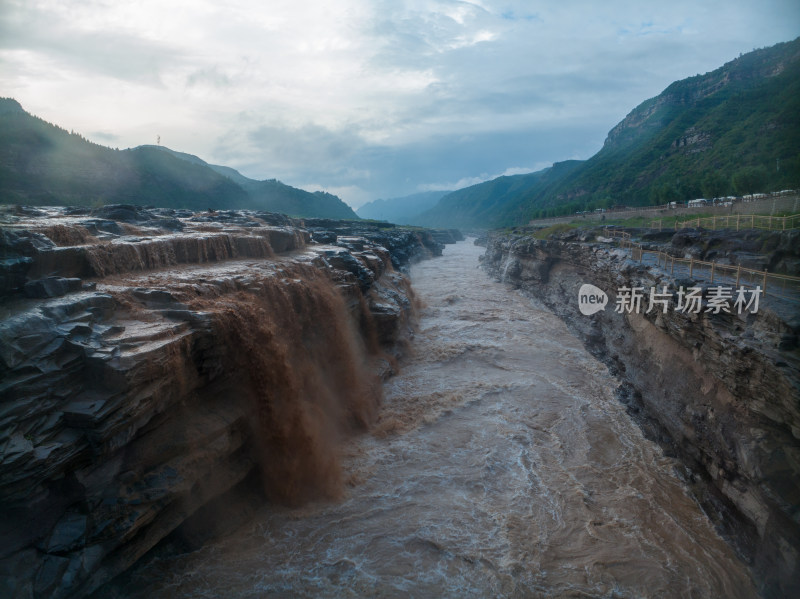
[1,0,798,207]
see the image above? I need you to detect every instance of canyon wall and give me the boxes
[483,230,800,598]
[0,205,449,598]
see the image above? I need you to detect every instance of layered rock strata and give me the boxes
[483,229,800,598]
[0,205,451,598]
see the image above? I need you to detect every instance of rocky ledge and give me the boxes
[483,228,800,598]
[0,204,457,598]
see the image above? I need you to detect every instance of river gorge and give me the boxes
[107,240,758,598]
[1,208,797,598]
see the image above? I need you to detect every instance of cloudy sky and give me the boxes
[1,1,798,208]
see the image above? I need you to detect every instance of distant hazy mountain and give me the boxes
[416,37,800,228]
[356,190,451,224]
[415,162,584,228]
[0,100,358,219]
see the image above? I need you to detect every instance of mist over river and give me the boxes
[117,240,756,598]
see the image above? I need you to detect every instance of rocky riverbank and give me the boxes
[483,228,800,598]
[0,205,455,598]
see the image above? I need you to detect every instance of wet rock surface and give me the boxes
[483,229,800,598]
[0,205,458,598]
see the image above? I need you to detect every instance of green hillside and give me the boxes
[145,145,359,219]
[0,101,247,210]
[544,38,800,214]
[416,38,800,228]
[0,100,358,219]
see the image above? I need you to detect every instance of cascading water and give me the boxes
[204,270,382,505]
[113,240,756,598]
[84,233,275,276]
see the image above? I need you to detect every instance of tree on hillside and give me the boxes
[701,171,729,199]
[732,166,768,195]
[650,183,681,204]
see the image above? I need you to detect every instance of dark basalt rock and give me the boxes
[323,249,375,292]
[0,256,33,298]
[308,228,338,244]
[77,219,124,237]
[1,229,58,297]
[23,277,83,299]
[1,229,56,255]
[90,204,154,223]
[152,218,184,232]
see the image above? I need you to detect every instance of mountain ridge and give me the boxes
[0,103,358,219]
[140,145,359,219]
[414,37,800,228]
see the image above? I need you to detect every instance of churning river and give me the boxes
[120,240,756,598]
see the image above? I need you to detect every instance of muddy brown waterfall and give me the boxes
[206,271,382,504]
[111,239,757,598]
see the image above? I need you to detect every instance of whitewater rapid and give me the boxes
[118,239,756,598]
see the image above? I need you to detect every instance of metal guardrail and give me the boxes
[650,213,800,231]
[602,227,800,302]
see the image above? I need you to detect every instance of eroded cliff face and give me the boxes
[483,231,800,598]
[0,205,447,598]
